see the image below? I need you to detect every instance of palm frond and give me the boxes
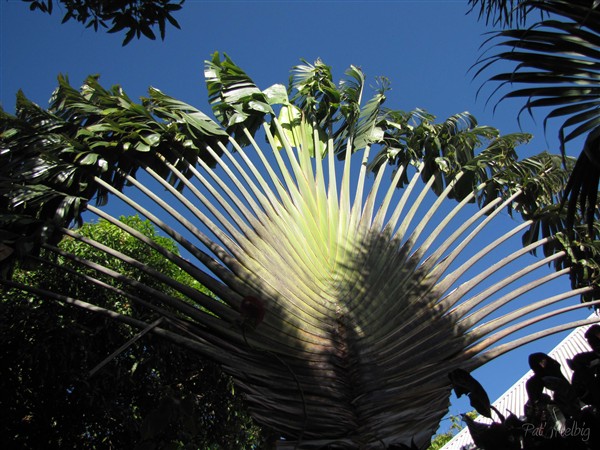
[467,0,535,27]
[475,0,600,236]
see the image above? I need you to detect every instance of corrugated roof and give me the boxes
[440,317,598,450]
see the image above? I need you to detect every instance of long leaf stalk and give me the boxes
[44,238,217,324]
[22,251,195,324]
[90,176,246,297]
[85,204,231,303]
[469,314,600,368]
[465,287,598,349]
[0,278,224,357]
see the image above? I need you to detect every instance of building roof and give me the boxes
[440,317,597,450]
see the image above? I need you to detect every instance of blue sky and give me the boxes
[1,0,594,436]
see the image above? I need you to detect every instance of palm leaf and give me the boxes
[467,0,537,27]
[475,0,600,236]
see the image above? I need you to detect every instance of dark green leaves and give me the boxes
[0,74,227,276]
[290,61,390,155]
[22,0,184,45]
[205,52,274,146]
[291,59,342,135]
[371,109,526,200]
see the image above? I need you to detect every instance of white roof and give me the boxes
[440,317,597,450]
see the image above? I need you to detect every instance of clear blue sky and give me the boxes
[0,0,593,435]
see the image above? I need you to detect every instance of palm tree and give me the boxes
[469,0,600,234]
[1,53,598,448]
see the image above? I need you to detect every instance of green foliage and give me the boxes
[55,215,211,306]
[0,216,262,449]
[204,52,573,223]
[0,74,228,275]
[204,52,275,147]
[427,414,471,450]
[290,59,342,136]
[22,0,184,45]
[428,432,454,450]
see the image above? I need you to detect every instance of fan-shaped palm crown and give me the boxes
[1,53,599,448]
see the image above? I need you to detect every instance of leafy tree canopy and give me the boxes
[22,0,184,45]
